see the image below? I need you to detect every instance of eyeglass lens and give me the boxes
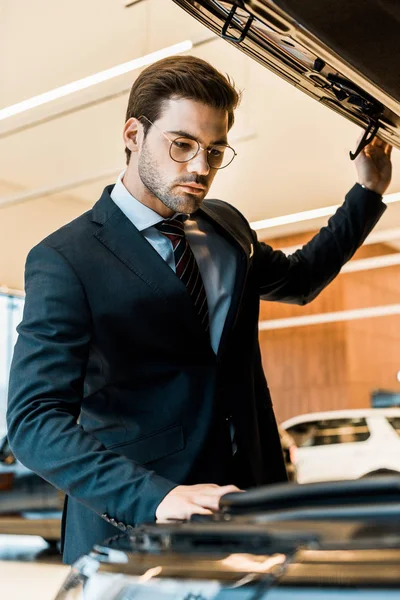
[170,137,235,169]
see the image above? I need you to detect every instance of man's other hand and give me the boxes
[155,483,242,522]
[355,135,392,195]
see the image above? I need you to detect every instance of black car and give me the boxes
[53,476,400,599]
[172,0,400,159]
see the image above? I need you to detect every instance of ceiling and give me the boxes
[0,0,399,290]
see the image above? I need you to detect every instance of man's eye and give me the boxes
[173,141,191,150]
[209,147,223,157]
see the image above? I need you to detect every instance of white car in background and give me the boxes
[282,409,400,484]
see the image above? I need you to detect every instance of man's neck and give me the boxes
[121,168,173,218]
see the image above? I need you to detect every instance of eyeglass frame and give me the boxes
[137,115,237,170]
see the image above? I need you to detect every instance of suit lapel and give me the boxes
[198,202,252,259]
[198,201,252,358]
[91,186,212,346]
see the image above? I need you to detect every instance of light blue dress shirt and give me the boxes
[110,172,238,354]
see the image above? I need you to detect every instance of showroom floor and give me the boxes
[0,535,68,600]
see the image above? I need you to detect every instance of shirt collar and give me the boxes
[110,170,189,230]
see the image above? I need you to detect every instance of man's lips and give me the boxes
[177,183,206,192]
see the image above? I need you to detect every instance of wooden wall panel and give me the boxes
[259,276,345,321]
[258,231,400,424]
[260,323,348,423]
[345,264,400,408]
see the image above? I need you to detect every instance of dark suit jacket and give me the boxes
[6,183,385,563]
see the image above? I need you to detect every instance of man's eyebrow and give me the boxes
[167,130,229,145]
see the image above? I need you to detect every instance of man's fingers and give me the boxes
[358,134,392,156]
[155,484,244,523]
[185,505,213,519]
[369,137,392,155]
[213,485,243,496]
[193,495,220,511]
[195,484,242,497]
[192,485,243,511]
[385,143,393,157]
[372,136,385,147]
[156,504,213,522]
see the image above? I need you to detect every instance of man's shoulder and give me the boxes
[36,184,116,254]
[39,208,94,253]
[24,208,96,274]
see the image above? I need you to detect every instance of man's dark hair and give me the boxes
[124,55,241,164]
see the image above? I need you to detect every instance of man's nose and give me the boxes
[186,148,211,176]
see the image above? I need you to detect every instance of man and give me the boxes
[7,55,392,564]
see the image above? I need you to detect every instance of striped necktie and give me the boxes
[156,217,209,334]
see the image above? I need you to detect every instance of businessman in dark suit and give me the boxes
[7,55,392,564]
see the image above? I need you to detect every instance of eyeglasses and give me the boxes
[138,115,237,170]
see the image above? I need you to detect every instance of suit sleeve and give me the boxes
[254,184,386,304]
[6,242,177,530]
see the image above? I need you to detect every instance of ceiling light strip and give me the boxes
[250,192,400,231]
[259,303,400,330]
[341,253,400,272]
[280,227,400,255]
[251,204,337,229]
[276,252,400,271]
[0,168,122,209]
[0,41,193,121]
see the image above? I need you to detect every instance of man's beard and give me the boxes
[138,143,207,215]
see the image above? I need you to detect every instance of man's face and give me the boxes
[137,98,229,215]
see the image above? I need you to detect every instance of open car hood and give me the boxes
[172,0,400,158]
[54,478,400,598]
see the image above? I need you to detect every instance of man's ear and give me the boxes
[123,117,142,155]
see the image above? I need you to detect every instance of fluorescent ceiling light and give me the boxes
[251,204,337,230]
[250,191,400,230]
[281,227,400,255]
[342,253,400,273]
[385,192,400,204]
[276,252,400,273]
[259,303,400,330]
[0,41,193,121]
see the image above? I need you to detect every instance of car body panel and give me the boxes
[172,1,400,153]
[54,477,400,598]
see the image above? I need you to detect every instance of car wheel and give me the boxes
[360,469,400,477]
